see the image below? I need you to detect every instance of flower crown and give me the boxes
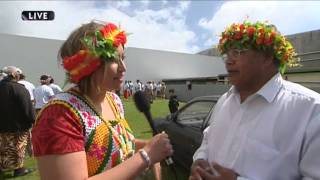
[218,21,299,74]
[63,23,127,83]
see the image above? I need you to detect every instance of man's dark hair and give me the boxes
[49,78,54,84]
[40,75,49,80]
[19,73,25,80]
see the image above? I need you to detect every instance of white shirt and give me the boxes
[34,84,54,109]
[194,73,320,180]
[18,80,35,101]
[49,83,62,95]
[135,82,142,91]
[156,84,162,91]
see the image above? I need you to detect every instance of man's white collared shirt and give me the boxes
[194,73,320,180]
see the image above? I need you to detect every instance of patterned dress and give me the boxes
[32,90,135,177]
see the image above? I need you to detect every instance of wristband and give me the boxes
[139,149,151,169]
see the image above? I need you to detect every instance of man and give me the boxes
[135,79,142,92]
[33,75,54,113]
[168,89,179,114]
[0,66,35,177]
[48,76,62,95]
[190,21,320,180]
[17,69,36,105]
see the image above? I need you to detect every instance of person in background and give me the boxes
[17,68,36,105]
[156,81,162,98]
[160,82,166,99]
[129,80,134,96]
[17,68,36,157]
[0,66,35,177]
[135,79,143,93]
[33,75,54,113]
[32,21,172,180]
[168,89,179,114]
[152,81,157,101]
[145,81,154,103]
[48,76,63,95]
[189,21,320,180]
[123,80,130,99]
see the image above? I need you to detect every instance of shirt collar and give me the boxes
[255,73,283,103]
[226,73,283,103]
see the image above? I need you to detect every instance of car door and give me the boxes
[166,100,216,169]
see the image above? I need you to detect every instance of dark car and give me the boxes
[154,95,219,170]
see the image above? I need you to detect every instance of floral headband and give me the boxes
[218,21,299,74]
[63,23,127,83]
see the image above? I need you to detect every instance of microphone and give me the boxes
[133,91,174,165]
[133,91,158,135]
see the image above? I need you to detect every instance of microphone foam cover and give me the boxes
[133,91,150,112]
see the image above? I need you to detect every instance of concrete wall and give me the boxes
[125,47,226,83]
[0,33,226,88]
[164,80,230,102]
[0,33,65,87]
[286,30,320,53]
[286,72,320,82]
[286,72,320,93]
[286,30,320,73]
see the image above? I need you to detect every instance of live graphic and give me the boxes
[21,11,55,21]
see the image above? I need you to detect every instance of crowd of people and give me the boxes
[0,67,63,177]
[122,80,166,101]
[0,19,320,180]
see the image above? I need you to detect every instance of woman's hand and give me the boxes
[143,132,173,164]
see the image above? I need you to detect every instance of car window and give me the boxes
[176,101,215,128]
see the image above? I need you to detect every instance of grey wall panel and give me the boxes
[0,33,227,88]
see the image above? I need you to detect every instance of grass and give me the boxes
[0,97,189,180]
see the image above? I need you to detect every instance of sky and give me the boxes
[0,1,320,54]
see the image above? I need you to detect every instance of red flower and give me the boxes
[113,31,127,47]
[259,28,265,34]
[100,23,118,38]
[264,38,273,46]
[234,32,243,40]
[247,27,256,37]
[105,23,117,32]
[239,24,245,32]
[256,37,264,45]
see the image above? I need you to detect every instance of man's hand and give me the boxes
[189,159,210,180]
[196,163,238,180]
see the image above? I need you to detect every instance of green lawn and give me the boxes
[0,97,189,180]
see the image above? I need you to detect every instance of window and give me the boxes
[176,101,215,128]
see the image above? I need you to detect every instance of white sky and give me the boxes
[0,1,319,54]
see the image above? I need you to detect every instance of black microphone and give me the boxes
[133,91,174,165]
[133,91,158,135]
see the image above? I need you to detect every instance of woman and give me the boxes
[32,21,173,180]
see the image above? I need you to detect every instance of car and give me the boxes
[154,95,219,170]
